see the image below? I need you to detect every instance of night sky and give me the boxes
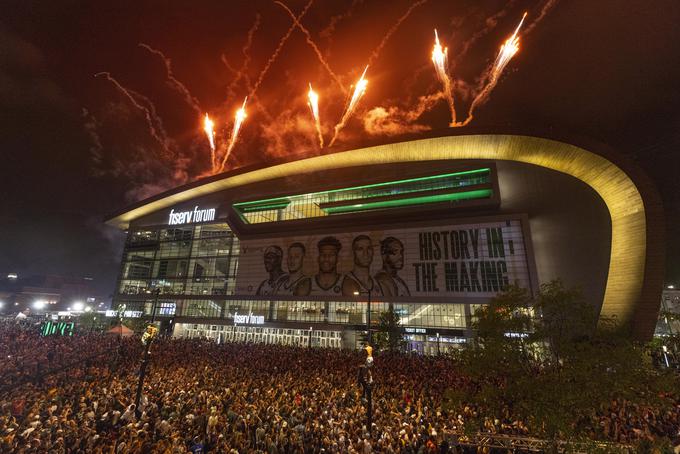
[1,0,679,297]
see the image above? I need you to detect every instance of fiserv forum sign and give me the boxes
[167,206,216,225]
[234,218,532,299]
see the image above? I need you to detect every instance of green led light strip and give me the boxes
[322,189,493,214]
[239,201,291,213]
[233,167,490,208]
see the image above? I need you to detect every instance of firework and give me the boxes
[458,12,527,126]
[329,66,368,147]
[307,83,324,147]
[139,43,202,115]
[219,97,248,172]
[431,29,456,125]
[251,0,314,97]
[94,72,170,154]
[275,1,346,95]
[367,0,428,66]
[493,11,526,80]
[203,114,216,171]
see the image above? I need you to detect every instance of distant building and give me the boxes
[0,274,106,314]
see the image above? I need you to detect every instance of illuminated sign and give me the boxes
[233,312,265,325]
[405,328,426,334]
[105,310,143,318]
[168,206,216,225]
[40,321,74,337]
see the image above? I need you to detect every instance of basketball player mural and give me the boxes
[374,237,411,296]
[311,236,343,296]
[342,235,382,296]
[256,246,288,295]
[277,242,311,296]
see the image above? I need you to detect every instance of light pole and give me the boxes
[134,288,160,417]
[308,326,313,348]
[436,332,440,355]
[354,290,374,436]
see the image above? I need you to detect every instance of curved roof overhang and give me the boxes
[106,132,664,339]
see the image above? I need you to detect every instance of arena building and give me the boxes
[105,130,665,353]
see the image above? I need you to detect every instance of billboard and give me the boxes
[234,218,532,300]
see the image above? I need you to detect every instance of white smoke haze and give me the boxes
[260,107,319,159]
[363,92,443,136]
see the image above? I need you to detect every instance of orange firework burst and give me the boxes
[329,66,368,147]
[431,29,456,125]
[458,12,527,127]
[219,97,248,172]
[203,114,216,171]
[307,83,324,147]
[492,11,526,82]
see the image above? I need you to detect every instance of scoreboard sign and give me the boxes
[234,218,533,300]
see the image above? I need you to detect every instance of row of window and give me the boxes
[175,324,343,348]
[122,256,238,280]
[128,224,234,245]
[235,169,492,225]
[119,278,233,296]
[116,299,476,329]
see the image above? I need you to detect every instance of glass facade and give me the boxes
[118,223,238,297]
[233,168,493,224]
[114,220,477,351]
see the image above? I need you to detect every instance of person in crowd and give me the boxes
[0,320,679,453]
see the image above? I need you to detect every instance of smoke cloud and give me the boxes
[363,92,443,136]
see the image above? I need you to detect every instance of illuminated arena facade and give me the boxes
[105,131,665,353]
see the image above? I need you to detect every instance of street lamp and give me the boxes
[308,326,313,348]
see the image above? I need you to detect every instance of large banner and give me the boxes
[234,219,532,299]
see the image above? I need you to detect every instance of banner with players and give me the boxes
[234,218,533,299]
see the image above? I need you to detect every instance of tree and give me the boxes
[445,280,680,446]
[122,317,147,334]
[77,312,108,333]
[373,305,406,352]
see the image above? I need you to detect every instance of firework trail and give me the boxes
[203,114,216,171]
[250,0,314,98]
[138,43,202,115]
[94,72,170,153]
[524,0,559,35]
[224,14,262,102]
[307,83,324,147]
[329,66,368,147]
[454,0,518,61]
[319,0,364,41]
[431,30,456,125]
[367,0,428,66]
[219,97,248,172]
[274,1,347,95]
[457,12,527,127]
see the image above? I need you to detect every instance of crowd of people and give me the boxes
[1,322,679,453]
